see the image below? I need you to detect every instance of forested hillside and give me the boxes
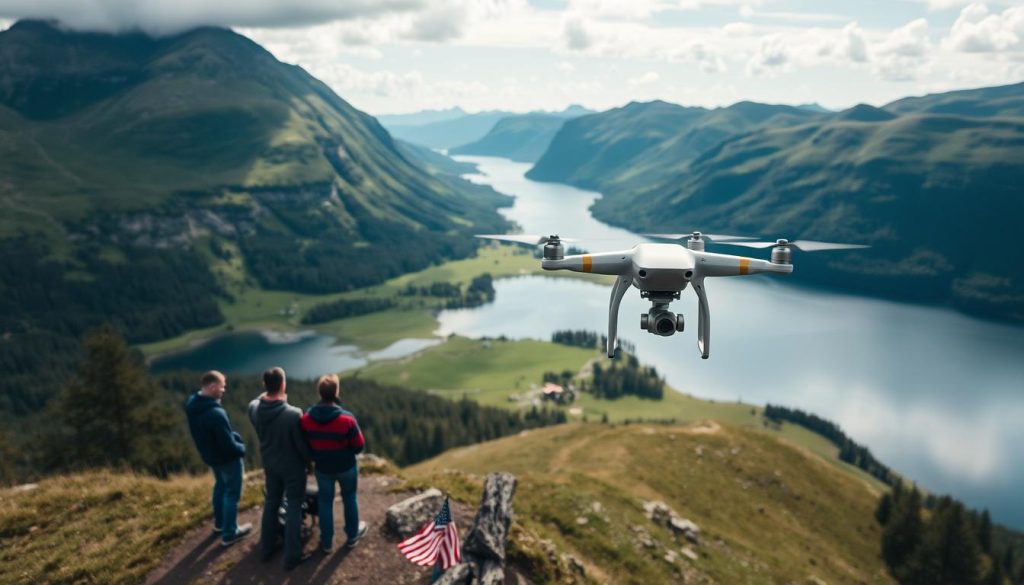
[526,82,1024,322]
[0,20,511,416]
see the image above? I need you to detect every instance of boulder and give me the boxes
[385,488,444,538]
[463,472,518,562]
[434,563,474,585]
[643,499,700,544]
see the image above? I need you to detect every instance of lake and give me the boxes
[153,155,1024,529]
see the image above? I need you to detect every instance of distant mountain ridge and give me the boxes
[0,20,510,414]
[450,108,595,162]
[382,105,594,151]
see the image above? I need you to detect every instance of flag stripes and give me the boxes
[397,498,461,569]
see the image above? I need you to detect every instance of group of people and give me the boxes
[184,366,367,571]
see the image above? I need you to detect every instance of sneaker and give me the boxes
[321,543,332,554]
[220,523,253,547]
[212,525,223,535]
[345,522,368,548]
[284,553,313,571]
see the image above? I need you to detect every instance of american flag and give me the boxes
[397,497,461,569]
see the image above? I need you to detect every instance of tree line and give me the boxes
[301,298,395,325]
[550,329,635,355]
[1,326,565,484]
[877,482,1023,584]
[764,404,895,485]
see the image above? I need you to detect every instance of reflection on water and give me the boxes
[444,155,1024,529]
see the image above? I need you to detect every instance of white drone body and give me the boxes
[477,232,867,359]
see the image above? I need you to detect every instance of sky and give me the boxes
[0,0,1022,115]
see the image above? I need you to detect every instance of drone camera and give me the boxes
[641,308,684,336]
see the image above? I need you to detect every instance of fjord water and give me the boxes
[439,156,1024,529]
[152,155,1024,528]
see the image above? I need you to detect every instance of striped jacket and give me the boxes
[300,401,365,474]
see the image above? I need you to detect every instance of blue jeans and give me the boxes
[315,465,359,548]
[211,458,244,541]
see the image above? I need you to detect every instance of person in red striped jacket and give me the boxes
[300,374,368,553]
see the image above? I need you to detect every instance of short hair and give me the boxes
[317,374,340,402]
[263,367,286,394]
[201,370,224,387]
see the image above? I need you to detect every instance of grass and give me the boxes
[139,244,570,358]
[354,336,596,407]
[356,334,889,492]
[405,423,894,585]
[0,470,261,585]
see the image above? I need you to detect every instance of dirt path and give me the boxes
[145,474,476,585]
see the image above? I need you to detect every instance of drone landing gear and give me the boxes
[607,276,631,358]
[693,278,710,359]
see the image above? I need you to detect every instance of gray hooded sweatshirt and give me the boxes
[247,396,311,476]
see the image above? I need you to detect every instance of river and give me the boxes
[153,155,1024,529]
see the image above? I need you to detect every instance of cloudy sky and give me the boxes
[1,0,1022,115]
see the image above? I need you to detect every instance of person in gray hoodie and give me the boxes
[247,366,312,570]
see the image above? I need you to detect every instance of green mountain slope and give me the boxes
[885,81,1024,118]
[450,114,573,162]
[408,422,894,584]
[0,20,510,414]
[592,111,1024,321]
[526,100,821,194]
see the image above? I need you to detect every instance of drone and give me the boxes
[476,231,868,359]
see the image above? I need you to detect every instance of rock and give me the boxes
[575,516,588,526]
[565,554,586,577]
[681,546,699,561]
[463,472,518,562]
[385,488,444,538]
[669,517,700,544]
[664,549,678,564]
[475,558,505,585]
[434,563,474,585]
[644,499,700,544]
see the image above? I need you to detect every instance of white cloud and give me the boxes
[746,35,789,76]
[722,21,754,37]
[0,0,423,36]
[869,18,932,81]
[563,17,593,50]
[403,0,467,42]
[945,3,1024,53]
[628,70,660,85]
[842,22,869,63]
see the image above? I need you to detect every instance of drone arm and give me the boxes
[606,275,631,358]
[691,251,793,278]
[693,277,711,359]
[542,250,633,276]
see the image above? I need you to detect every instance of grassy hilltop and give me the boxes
[412,421,893,584]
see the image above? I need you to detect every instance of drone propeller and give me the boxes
[719,238,869,252]
[643,231,754,242]
[475,234,578,246]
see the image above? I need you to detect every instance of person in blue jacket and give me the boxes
[185,370,253,546]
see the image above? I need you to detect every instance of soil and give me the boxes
[145,474,478,585]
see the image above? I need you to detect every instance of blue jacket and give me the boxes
[185,391,246,467]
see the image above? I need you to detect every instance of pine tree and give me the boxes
[979,510,993,554]
[883,487,924,573]
[901,501,982,585]
[44,325,191,475]
[876,493,893,525]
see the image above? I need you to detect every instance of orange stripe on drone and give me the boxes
[739,258,750,275]
[583,255,593,272]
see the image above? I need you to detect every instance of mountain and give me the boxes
[375,106,467,127]
[526,99,823,194]
[381,109,516,150]
[383,105,595,151]
[0,20,510,414]
[409,422,894,584]
[591,106,1024,321]
[884,81,1024,118]
[449,111,589,163]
